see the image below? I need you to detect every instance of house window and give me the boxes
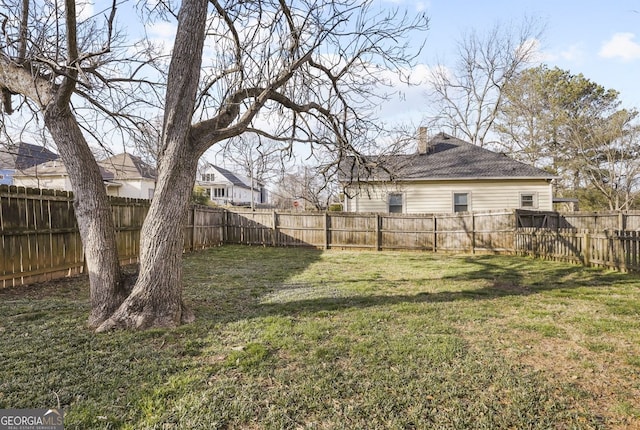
[453,193,469,213]
[201,173,214,182]
[213,187,225,198]
[388,193,403,213]
[520,193,537,209]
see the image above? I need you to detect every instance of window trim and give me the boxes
[452,192,471,213]
[520,192,538,209]
[388,192,404,214]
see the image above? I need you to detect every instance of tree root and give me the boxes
[95,298,195,332]
[87,269,138,329]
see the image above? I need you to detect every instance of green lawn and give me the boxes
[1,246,639,429]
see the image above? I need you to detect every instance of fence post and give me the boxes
[375,214,381,251]
[191,206,197,251]
[272,210,278,247]
[471,212,476,254]
[583,231,590,266]
[433,214,437,252]
[324,212,330,250]
[619,211,625,231]
[617,230,627,272]
[633,231,638,270]
[223,209,229,244]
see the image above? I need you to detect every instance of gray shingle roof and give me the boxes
[215,165,249,188]
[340,133,555,182]
[100,153,156,180]
[0,142,58,170]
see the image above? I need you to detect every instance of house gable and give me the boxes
[100,153,156,180]
[12,153,157,200]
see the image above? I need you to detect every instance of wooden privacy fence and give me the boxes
[6,182,640,288]
[0,185,224,287]
[224,209,516,252]
[515,228,640,272]
[517,209,640,231]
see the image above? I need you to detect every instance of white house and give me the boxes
[99,153,156,199]
[340,132,555,214]
[13,159,70,191]
[197,163,267,206]
[13,152,156,200]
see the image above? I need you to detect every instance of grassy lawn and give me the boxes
[1,246,640,429]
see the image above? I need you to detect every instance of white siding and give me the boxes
[344,186,392,213]
[107,179,156,199]
[345,179,553,213]
[13,175,72,191]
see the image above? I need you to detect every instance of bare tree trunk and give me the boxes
[96,152,199,330]
[44,106,125,328]
[95,0,207,331]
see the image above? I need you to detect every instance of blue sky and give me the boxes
[119,0,640,117]
[380,0,640,125]
[82,0,640,156]
[424,0,639,105]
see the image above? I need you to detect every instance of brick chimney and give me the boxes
[417,127,429,155]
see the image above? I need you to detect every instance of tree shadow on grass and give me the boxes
[187,249,638,325]
[255,266,634,319]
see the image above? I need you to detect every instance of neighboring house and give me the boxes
[197,163,267,206]
[99,153,156,199]
[13,159,116,192]
[0,142,58,185]
[340,131,555,214]
[13,152,156,200]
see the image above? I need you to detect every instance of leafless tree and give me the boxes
[0,0,165,327]
[97,0,429,331]
[131,118,163,168]
[571,110,640,210]
[272,161,340,211]
[426,17,544,147]
[1,0,429,330]
[220,135,284,185]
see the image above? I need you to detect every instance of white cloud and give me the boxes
[527,38,586,65]
[145,22,176,56]
[415,1,430,12]
[558,44,585,62]
[373,63,435,126]
[148,21,176,40]
[599,32,640,61]
[77,1,94,21]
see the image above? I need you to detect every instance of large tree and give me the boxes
[1,0,428,330]
[0,0,153,327]
[496,65,640,210]
[426,17,543,147]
